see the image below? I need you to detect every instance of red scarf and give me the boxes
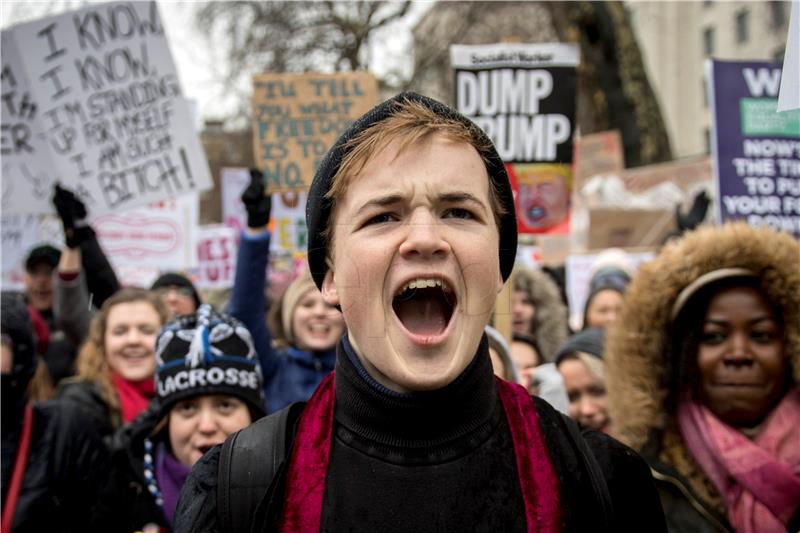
[278,373,563,532]
[678,388,800,531]
[111,372,155,424]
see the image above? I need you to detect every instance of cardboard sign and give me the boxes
[451,43,579,235]
[587,208,674,250]
[1,32,60,214]
[618,155,712,194]
[573,130,625,188]
[189,225,237,289]
[709,60,800,237]
[251,72,379,193]
[565,250,655,330]
[3,1,212,216]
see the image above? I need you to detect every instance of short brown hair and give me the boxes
[324,100,506,235]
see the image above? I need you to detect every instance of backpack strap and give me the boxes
[218,402,305,533]
[560,412,614,529]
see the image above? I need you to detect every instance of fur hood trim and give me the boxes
[606,223,800,450]
[513,268,569,362]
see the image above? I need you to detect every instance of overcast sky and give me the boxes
[1,0,432,127]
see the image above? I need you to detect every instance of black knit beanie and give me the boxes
[306,91,518,290]
[554,327,605,365]
[151,272,202,310]
[154,305,265,420]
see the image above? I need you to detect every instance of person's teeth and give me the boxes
[400,278,450,295]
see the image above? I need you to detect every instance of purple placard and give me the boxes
[709,59,800,238]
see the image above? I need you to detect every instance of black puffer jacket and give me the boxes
[3,400,111,533]
[93,405,169,533]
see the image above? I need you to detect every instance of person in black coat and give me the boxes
[175,93,666,533]
[92,306,265,533]
[1,292,110,533]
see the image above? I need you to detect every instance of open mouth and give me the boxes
[392,277,456,340]
[197,444,214,455]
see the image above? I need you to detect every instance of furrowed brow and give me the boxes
[439,192,488,211]
[356,194,404,215]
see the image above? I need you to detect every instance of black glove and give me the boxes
[52,184,93,248]
[676,190,711,232]
[241,169,272,228]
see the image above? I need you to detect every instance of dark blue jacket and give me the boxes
[227,231,336,414]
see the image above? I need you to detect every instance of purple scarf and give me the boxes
[155,443,192,526]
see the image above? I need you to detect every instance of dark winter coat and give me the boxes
[1,400,110,533]
[92,405,169,533]
[605,223,800,533]
[56,379,120,444]
[227,231,335,413]
[174,338,666,533]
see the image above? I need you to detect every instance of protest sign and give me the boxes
[270,190,308,257]
[251,72,379,193]
[3,1,212,216]
[94,192,198,286]
[1,213,62,289]
[587,208,674,249]
[451,43,579,235]
[777,1,799,112]
[565,250,655,330]
[709,59,800,237]
[221,167,250,233]
[618,155,712,194]
[1,33,60,214]
[573,130,625,188]
[189,225,237,290]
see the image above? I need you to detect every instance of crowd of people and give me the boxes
[1,92,798,533]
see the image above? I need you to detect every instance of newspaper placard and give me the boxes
[709,59,800,237]
[451,43,579,235]
[251,72,379,193]
[189,225,237,289]
[3,1,212,216]
[1,33,60,214]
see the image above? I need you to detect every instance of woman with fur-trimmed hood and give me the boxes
[512,267,570,362]
[606,223,800,533]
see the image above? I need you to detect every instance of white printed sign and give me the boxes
[94,192,198,286]
[189,225,237,289]
[565,251,655,330]
[2,1,212,216]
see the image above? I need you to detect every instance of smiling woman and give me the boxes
[57,288,168,441]
[606,223,800,533]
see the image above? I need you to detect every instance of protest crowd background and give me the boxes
[1,1,799,532]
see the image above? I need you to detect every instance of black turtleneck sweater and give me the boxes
[320,337,526,533]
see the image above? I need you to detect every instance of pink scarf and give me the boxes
[678,388,800,532]
[278,373,563,532]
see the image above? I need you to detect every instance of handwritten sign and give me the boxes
[709,60,800,237]
[251,72,379,193]
[189,225,237,289]
[451,43,579,235]
[3,1,212,216]
[1,32,59,214]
